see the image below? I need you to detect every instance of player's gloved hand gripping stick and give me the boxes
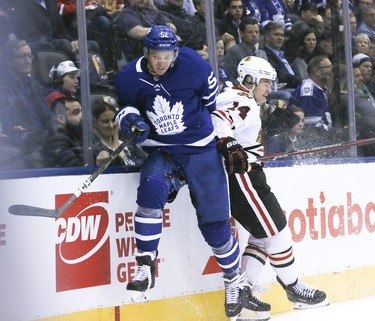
[8,129,144,218]
[217,137,258,174]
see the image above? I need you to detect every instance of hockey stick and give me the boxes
[8,131,139,218]
[259,137,375,161]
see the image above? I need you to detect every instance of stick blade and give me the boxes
[8,204,60,218]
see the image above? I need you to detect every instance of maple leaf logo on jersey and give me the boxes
[146,95,186,135]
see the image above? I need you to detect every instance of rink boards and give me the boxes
[1,160,375,321]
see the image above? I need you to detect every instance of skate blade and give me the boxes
[293,298,330,310]
[237,308,271,321]
[128,290,150,304]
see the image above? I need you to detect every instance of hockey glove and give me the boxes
[116,109,150,144]
[217,137,249,174]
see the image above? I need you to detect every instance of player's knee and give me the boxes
[137,176,170,209]
[265,226,293,255]
[137,206,163,218]
[199,220,232,247]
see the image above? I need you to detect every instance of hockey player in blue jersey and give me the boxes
[114,25,270,319]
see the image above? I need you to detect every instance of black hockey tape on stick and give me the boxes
[259,137,375,161]
[8,130,140,218]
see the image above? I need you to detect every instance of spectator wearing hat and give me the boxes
[44,60,80,106]
[353,53,375,97]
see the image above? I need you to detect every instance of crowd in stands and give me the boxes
[0,0,375,170]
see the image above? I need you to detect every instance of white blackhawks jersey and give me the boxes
[212,87,264,157]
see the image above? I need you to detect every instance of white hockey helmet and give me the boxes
[237,56,277,86]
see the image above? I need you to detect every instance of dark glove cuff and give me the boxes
[217,136,241,153]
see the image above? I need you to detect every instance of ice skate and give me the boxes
[127,252,157,303]
[277,276,329,309]
[237,307,271,321]
[224,273,271,319]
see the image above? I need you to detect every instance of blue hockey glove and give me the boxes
[217,137,249,174]
[116,109,150,144]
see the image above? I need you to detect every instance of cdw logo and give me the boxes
[56,215,102,244]
[55,192,111,292]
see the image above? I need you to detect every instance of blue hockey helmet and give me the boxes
[144,25,178,52]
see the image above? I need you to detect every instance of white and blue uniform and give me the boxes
[115,47,240,275]
[262,0,292,29]
[292,78,332,131]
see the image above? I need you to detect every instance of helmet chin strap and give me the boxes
[240,77,255,94]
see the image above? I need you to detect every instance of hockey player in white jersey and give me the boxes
[212,56,329,320]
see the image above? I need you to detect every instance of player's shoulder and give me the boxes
[217,87,255,108]
[218,87,253,100]
[177,47,210,68]
[299,78,316,97]
[116,57,144,82]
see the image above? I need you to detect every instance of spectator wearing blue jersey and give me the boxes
[243,0,265,25]
[115,25,270,319]
[261,0,293,30]
[292,55,333,146]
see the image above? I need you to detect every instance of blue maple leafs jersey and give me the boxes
[115,47,219,153]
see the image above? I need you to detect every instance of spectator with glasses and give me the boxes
[0,39,50,168]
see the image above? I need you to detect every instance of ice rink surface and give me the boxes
[272,295,375,321]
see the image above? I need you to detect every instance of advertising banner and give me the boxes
[1,162,375,321]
